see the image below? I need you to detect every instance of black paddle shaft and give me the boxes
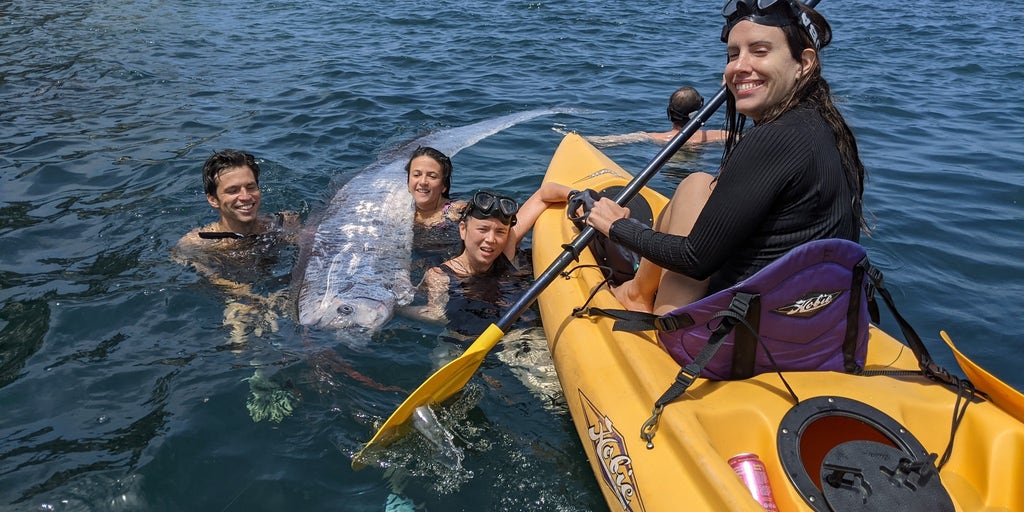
[497,0,822,332]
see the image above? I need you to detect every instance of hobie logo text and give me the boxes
[773,291,843,318]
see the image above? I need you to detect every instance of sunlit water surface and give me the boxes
[1,1,1021,510]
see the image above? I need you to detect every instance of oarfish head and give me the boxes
[300,295,392,331]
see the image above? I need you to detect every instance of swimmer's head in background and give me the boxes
[203,149,260,197]
[463,190,519,227]
[406,146,454,200]
[667,86,705,127]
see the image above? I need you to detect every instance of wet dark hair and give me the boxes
[720,2,866,233]
[666,86,705,127]
[405,146,453,200]
[203,150,260,197]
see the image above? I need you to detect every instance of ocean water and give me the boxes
[1,1,1021,511]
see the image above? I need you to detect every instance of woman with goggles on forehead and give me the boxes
[586,0,866,315]
[399,182,573,335]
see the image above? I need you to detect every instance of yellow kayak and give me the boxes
[532,133,1024,511]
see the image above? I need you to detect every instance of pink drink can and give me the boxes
[728,453,779,511]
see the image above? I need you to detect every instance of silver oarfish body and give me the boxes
[295,109,567,331]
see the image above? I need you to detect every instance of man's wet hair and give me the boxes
[667,86,705,127]
[203,150,260,197]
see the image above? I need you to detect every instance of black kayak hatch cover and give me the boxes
[819,440,954,512]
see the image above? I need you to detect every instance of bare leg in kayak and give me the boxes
[611,172,714,315]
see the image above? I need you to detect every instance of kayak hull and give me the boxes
[533,133,1024,511]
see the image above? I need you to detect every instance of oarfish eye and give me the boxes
[338,305,354,316]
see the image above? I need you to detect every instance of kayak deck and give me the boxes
[533,133,1024,511]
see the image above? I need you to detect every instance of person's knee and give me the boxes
[674,172,714,198]
[672,172,714,206]
[663,172,714,236]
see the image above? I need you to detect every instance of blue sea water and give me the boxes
[1,0,1022,511]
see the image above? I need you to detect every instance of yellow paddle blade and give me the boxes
[351,323,506,470]
[942,330,1024,424]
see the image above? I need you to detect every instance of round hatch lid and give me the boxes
[819,440,954,512]
[777,396,941,511]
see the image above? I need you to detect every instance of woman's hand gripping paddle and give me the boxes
[353,0,825,469]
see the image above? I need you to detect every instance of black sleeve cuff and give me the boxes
[609,217,649,249]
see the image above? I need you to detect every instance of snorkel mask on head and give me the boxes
[721,0,823,50]
[464,190,519,227]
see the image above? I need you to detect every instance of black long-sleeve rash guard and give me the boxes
[609,104,858,295]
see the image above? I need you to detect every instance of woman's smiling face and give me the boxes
[407,155,447,212]
[724,20,805,122]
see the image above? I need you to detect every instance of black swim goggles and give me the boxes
[464,190,519,227]
[721,0,823,50]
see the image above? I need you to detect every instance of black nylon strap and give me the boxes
[198,231,251,240]
[640,294,753,448]
[843,259,867,373]
[861,260,979,476]
[661,311,746,402]
[583,307,696,333]
[730,295,760,379]
[862,259,961,388]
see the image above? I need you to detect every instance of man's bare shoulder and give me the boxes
[175,222,219,250]
[171,221,224,266]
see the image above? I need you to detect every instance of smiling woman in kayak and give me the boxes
[399,183,573,336]
[586,0,866,315]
